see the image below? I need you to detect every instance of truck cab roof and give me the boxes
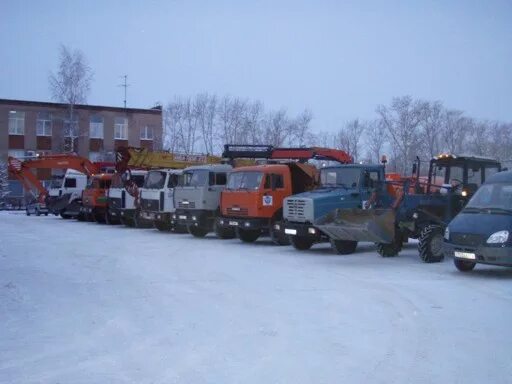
[183,164,233,172]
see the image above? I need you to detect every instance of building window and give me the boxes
[114,117,128,139]
[36,112,52,136]
[89,152,103,162]
[8,149,26,159]
[140,125,154,140]
[89,115,104,139]
[8,111,25,135]
[64,117,79,137]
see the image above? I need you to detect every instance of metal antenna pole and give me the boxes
[118,75,130,108]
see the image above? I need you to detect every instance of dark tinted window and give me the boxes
[167,173,179,188]
[273,174,284,189]
[216,173,227,185]
[64,178,76,188]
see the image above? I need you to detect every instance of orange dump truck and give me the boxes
[79,173,113,222]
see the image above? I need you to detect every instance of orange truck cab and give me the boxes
[218,162,318,244]
[79,173,113,222]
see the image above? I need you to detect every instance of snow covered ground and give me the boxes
[0,212,511,384]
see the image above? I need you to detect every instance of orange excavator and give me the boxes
[7,154,113,219]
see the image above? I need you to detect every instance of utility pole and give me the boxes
[118,75,130,108]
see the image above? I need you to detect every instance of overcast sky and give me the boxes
[1,0,511,132]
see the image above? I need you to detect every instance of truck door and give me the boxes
[262,172,286,216]
[360,170,380,208]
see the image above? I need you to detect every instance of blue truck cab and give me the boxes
[282,164,391,254]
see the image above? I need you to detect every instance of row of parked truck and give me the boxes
[8,145,512,272]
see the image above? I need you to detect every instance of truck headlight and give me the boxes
[308,227,316,235]
[444,227,450,240]
[172,214,176,219]
[244,222,251,227]
[192,215,197,221]
[487,230,509,244]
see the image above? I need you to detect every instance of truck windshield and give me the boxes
[320,168,361,188]
[144,171,167,189]
[226,171,263,190]
[183,170,209,187]
[466,183,512,210]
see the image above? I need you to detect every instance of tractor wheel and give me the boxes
[188,225,209,238]
[376,242,401,257]
[270,224,290,246]
[155,221,172,232]
[330,239,358,255]
[214,222,236,239]
[236,228,260,243]
[454,258,476,272]
[290,236,314,251]
[419,225,445,263]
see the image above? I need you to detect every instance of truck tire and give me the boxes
[172,224,189,234]
[120,216,134,227]
[36,208,41,216]
[105,210,116,225]
[76,212,85,221]
[376,242,401,257]
[95,213,106,223]
[214,224,236,239]
[270,225,290,246]
[330,239,358,254]
[26,210,30,216]
[454,258,476,272]
[188,225,209,237]
[419,225,445,263]
[290,236,314,251]
[155,221,172,232]
[237,228,260,243]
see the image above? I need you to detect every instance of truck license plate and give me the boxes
[229,221,238,226]
[284,228,297,235]
[179,215,187,220]
[454,251,476,260]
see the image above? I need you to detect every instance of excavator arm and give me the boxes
[7,155,107,203]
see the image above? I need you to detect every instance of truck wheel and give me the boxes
[330,239,358,254]
[188,225,209,237]
[172,224,189,234]
[376,242,401,257]
[36,208,41,216]
[76,212,85,221]
[290,236,314,251]
[155,221,172,232]
[214,224,236,239]
[454,258,476,272]
[26,210,30,216]
[105,211,113,225]
[237,228,260,243]
[120,216,132,227]
[419,225,445,263]
[95,213,106,223]
[270,225,290,246]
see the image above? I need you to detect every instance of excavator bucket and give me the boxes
[314,208,396,243]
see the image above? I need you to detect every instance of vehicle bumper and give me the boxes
[282,221,324,241]
[444,242,512,267]
[174,209,214,228]
[217,216,269,231]
[80,206,106,215]
[118,208,136,219]
[140,210,172,223]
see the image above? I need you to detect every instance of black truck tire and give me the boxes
[290,236,314,251]
[155,221,172,232]
[94,212,106,224]
[419,224,445,263]
[214,223,236,239]
[188,225,209,237]
[105,210,118,225]
[377,241,402,257]
[120,216,134,227]
[330,239,358,255]
[454,258,476,272]
[237,228,260,243]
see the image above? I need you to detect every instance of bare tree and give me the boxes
[263,109,290,146]
[194,93,217,154]
[376,96,427,174]
[287,109,313,147]
[49,45,93,153]
[442,109,469,154]
[335,119,365,161]
[420,100,444,159]
[0,160,10,208]
[243,100,264,145]
[364,119,388,163]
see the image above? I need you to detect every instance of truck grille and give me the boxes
[140,198,159,211]
[178,201,196,209]
[285,198,309,221]
[451,233,484,247]
[227,207,248,216]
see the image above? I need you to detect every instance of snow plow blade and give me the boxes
[314,208,396,243]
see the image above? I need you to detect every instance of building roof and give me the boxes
[0,98,162,115]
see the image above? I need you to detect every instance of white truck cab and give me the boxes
[139,169,184,231]
[47,170,88,218]
[107,170,148,226]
